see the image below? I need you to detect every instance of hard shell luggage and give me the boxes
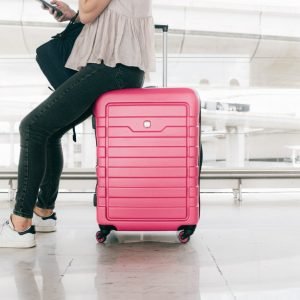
[92,25,201,243]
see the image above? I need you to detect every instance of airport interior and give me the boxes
[1,0,300,299]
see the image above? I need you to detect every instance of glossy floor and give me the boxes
[1,193,300,300]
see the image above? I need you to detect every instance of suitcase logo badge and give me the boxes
[143,120,151,128]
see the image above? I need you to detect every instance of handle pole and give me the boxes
[155,25,169,87]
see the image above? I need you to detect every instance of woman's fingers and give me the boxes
[50,0,63,9]
[58,15,65,22]
[57,13,65,22]
[41,0,71,22]
[53,10,61,20]
[53,9,66,22]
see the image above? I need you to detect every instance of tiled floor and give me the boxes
[1,193,300,300]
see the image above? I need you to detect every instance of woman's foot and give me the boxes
[33,207,57,232]
[11,214,32,231]
[33,206,53,218]
[0,215,36,248]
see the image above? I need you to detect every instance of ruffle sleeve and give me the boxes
[65,8,156,73]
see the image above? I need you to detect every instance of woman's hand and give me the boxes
[42,0,77,22]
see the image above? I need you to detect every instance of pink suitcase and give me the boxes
[92,87,200,243]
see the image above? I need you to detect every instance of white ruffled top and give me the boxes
[65,0,156,73]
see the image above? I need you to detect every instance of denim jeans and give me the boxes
[13,63,145,218]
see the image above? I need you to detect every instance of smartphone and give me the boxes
[38,0,63,17]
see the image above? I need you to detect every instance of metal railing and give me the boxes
[2,169,300,202]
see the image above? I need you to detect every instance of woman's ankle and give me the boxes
[11,214,32,232]
[34,206,54,218]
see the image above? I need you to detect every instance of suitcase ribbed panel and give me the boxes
[98,103,189,220]
[110,103,186,220]
[98,157,195,167]
[93,88,200,228]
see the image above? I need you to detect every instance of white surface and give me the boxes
[0,193,300,299]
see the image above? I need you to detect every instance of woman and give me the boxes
[0,0,156,248]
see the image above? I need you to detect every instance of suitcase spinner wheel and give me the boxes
[177,225,196,244]
[96,226,115,243]
[96,231,107,243]
[178,231,190,244]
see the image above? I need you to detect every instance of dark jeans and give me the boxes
[14,63,145,218]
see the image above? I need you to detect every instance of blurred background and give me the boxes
[2,3,300,298]
[2,0,300,170]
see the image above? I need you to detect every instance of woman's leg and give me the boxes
[12,63,144,229]
[33,64,78,217]
[35,105,93,214]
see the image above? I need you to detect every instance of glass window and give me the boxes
[1,0,300,170]
[0,144,10,167]
[0,122,10,133]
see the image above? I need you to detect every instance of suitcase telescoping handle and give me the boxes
[155,24,169,87]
